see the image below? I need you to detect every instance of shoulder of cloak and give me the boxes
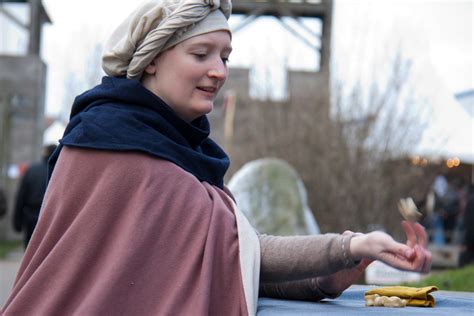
[49,146,231,208]
[4,146,247,314]
[23,146,236,264]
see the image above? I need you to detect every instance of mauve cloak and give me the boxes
[1,147,260,315]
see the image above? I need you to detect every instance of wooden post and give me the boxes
[0,96,12,187]
[223,90,237,155]
[28,0,41,56]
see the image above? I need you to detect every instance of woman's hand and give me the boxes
[350,221,432,273]
[316,223,432,297]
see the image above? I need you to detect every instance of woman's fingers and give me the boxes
[413,245,427,272]
[376,235,423,271]
[384,249,423,272]
[365,223,432,274]
[413,223,428,248]
[421,247,432,273]
[401,221,417,248]
[402,220,429,249]
[403,245,431,273]
[411,224,431,273]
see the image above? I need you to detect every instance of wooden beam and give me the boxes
[232,0,327,18]
[231,6,267,33]
[276,17,319,50]
[28,0,41,55]
[0,6,28,29]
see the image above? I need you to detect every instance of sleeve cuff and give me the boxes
[342,233,361,268]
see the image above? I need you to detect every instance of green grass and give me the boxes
[406,264,474,292]
[0,240,22,259]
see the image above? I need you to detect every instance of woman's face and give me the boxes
[142,30,232,122]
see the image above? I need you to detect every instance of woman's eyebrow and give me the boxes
[187,42,233,53]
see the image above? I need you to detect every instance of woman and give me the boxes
[1,0,431,315]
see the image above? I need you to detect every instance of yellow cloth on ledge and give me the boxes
[365,286,439,307]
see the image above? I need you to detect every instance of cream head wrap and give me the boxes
[102,0,232,79]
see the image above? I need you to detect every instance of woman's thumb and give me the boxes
[399,245,415,259]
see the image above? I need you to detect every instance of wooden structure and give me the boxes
[231,0,333,73]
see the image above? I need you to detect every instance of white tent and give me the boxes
[43,120,66,145]
[414,85,474,164]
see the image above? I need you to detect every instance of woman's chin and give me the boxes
[194,103,214,117]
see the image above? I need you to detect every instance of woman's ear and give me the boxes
[144,58,158,75]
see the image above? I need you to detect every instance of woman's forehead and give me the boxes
[180,31,232,50]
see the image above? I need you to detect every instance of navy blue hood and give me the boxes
[49,76,229,188]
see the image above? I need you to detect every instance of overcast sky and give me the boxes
[36,0,473,115]
[334,0,473,92]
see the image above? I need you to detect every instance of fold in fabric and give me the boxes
[365,286,439,307]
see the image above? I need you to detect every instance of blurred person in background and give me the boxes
[0,185,7,218]
[13,144,57,248]
[440,178,463,244]
[460,184,474,266]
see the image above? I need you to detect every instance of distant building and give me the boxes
[0,2,29,55]
[43,117,66,145]
[455,89,474,117]
[0,0,51,239]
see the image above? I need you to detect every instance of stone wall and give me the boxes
[0,55,46,239]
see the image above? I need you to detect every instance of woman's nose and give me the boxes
[207,60,227,80]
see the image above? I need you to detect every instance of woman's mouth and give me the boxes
[197,86,217,94]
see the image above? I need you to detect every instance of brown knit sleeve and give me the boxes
[259,233,358,283]
[258,233,358,300]
[259,278,336,302]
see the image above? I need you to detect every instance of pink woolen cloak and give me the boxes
[1,147,259,315]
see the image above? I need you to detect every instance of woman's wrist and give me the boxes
[349,234,366,261]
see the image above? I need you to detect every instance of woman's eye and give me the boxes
[193,53,207,60]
